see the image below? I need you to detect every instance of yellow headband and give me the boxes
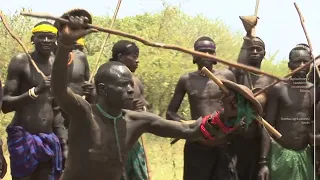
[76,38,85,46]
[31,24,58,35]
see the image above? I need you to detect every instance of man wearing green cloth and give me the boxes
[108,40,149,180]
[254,45,317,180]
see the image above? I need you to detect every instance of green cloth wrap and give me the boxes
[269,140,317,180]
[121,141,148,180]
[224,91,256,129]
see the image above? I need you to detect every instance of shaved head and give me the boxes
[94,61,132,88]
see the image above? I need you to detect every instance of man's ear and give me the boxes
[117,53,122,62]
[288,61,293,70]
[31,35,34,44]
[97,83,106,94]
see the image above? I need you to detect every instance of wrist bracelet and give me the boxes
[28,87,38,99]
[258,159,268,165]
[259,157,268,161]
[28,89,35,99]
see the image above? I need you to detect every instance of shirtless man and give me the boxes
[73,38,85,52]
[55,39,92,167]
[229,35,267,180]
[2,21,64,179]
[109,40,149,180]
[254,45,315,180]
[166,36,238,180]
[51,12,260,180]
[52,15,93,165]
[309,55,320,176]
[230,37,265,89]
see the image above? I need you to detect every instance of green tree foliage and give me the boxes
[0,5,293,180]
[0,5,288,141]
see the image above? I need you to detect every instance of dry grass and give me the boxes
[2,134,185,180]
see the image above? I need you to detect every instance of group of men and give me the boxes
[0,8,318,180]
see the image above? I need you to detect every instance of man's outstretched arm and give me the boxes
[132,111,203,140]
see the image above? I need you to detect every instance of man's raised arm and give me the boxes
[51,12,97,114]
[51,38,83,114]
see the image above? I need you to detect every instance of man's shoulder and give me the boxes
[72,50,87,62]
[8,53,29,71]
[124,109,144,121]
[10,53,29,64]
[124,109,156,121]
[215,68,236,81]
[217,68,234,76]
[178,72,193,81]
[72,49,86,57]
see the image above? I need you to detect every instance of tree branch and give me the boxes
[20,11,285,82]
[0,11,47,79]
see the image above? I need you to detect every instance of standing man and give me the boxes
[166,36,238,180]
[254,45,316,180]
[53,14,93,165]
[1,21,64,179]
[230,36,266,88]
[109,40,149,180]
[308,55,320,177]
[229,33,267,180]
[50,12,264,180]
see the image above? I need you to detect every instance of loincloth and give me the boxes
[269,140,317,180]
[121,141,148,180]
[183,141,238,180]
[6,125,63,179]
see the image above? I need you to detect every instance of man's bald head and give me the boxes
[94,61,134,108]
[94,61,132,88]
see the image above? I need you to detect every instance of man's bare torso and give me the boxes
[61,98,145,180]
[67,50,89,95]
[4,53,56,134]
[185,70,234,119]
[273,82,313,150]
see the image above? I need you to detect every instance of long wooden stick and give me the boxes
[82,0,122,101]
[254,2,315,96]
[88,0,122,83]
[254,59,313,96]
[251,0,260,37]
[171,67,282,144]
[20,11,285,82]
[201,67,281,138]
[0,11,47,79]
[294,2,313,53]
